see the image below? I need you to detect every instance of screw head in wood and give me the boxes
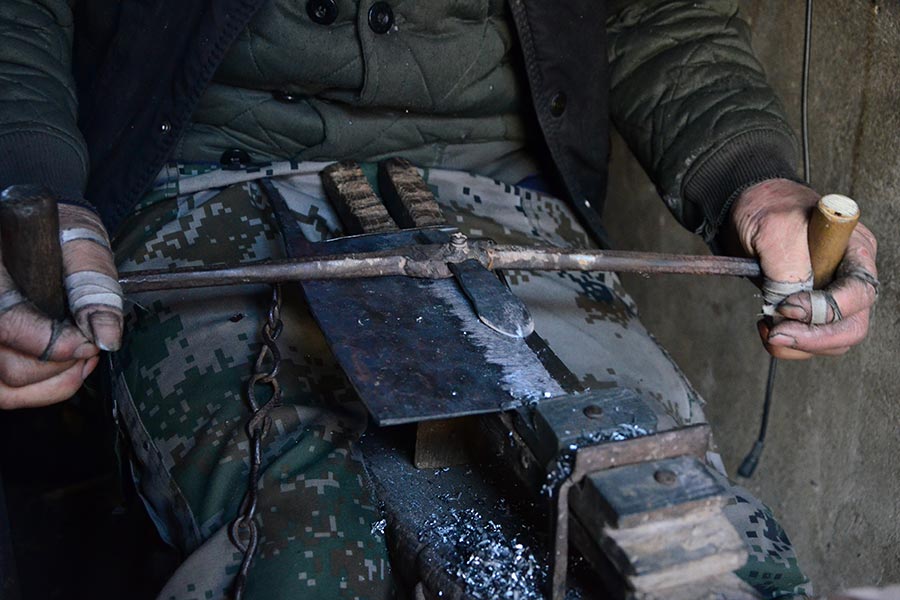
[582,405,604,419]
[654,469,678,486]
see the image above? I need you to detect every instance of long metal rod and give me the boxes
[120,254,411,293]
[118,242,761,294]
[487,246,759,277]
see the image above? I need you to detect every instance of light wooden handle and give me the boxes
[808,194,859,289]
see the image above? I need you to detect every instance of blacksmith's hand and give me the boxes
[728,179,878,360]
[0,204,123,408]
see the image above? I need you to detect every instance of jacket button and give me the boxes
[550,92,567,117]
[220,148,252,169]
[272,90,301,103]
[306,0,337,25]
[368,2,394,34]
[160,121,172,134]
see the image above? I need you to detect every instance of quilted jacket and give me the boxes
[0,0,798,242]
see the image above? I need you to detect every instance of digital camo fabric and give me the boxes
[112,160,810,599]
[115,169,393,600]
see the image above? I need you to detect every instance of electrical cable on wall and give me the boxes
[738,0,815,478]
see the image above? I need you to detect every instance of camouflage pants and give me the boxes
[112,161,811,599]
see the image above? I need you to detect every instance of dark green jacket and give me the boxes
[0,0,798,242]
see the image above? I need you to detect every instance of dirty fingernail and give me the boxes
[89,312,123,352]
[777,302,808,322]
[768,333,798,347]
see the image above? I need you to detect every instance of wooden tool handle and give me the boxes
[0,185,67,320]
[808,194,859,289]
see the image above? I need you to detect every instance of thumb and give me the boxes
[58,204,124,351]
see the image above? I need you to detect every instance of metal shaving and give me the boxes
[419,508,545,599]
[541,452,576,497]
[439,491,463,503]
[370,518,387,538]
[584,422,649,444]
[540,423,650,496]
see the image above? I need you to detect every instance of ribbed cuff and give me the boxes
[0,129,88,205]
[682,129,800,246]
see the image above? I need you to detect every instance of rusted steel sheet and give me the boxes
[293,228,566,425]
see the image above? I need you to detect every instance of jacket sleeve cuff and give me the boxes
[0,129,90,207]
[681,128,801,248]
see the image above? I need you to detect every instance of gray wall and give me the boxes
[603,0,900,593]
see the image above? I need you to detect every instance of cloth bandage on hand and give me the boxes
[808,290,842,325]
[60,227,112,249]
[840,265,880,297]
[761,276,813,318]
[65,271,123,313]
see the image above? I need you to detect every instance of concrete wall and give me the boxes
[603,0,900,593]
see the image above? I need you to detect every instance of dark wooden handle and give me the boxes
[0,185,67,320]
[808,194,859,289]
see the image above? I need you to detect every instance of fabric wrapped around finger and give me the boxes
[60,227,112,249]
[64,271,123,313]
[761,277,813,319]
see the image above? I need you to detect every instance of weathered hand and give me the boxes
[729,179,878,359]
[0,203,123,408]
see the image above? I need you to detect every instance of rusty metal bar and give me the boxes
[119,253,414,293]
[118,240,761,294]
[484,245,760,278]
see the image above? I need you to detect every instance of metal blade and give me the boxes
[448,259,534,339]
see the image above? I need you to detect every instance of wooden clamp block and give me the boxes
[570,456,747,595]
[413,416,484,469]
[579,455,727,529]
[526,387,663,466]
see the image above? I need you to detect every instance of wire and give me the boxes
[738,355,777,477]
[739,0,814,478]
[801,0,814,182]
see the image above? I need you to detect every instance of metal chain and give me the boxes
[229,284,284,599]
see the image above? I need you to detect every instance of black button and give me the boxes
[306,0,337,25]
[272,90,301,103]
[550,92,567,117]
[220,148,252,169]
[160,121,172,134]
[368,2,394,34]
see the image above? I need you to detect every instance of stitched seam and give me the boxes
[111,361,204,550]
